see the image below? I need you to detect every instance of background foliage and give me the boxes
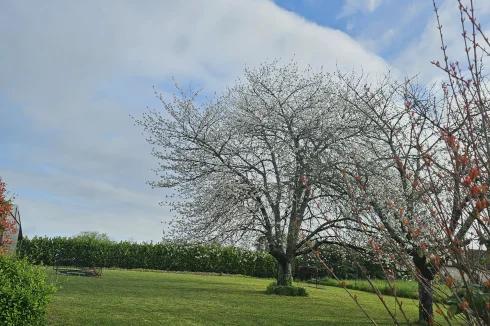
[19,236,386,280]
[20,236,278,278]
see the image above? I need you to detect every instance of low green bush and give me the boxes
[0,254,57,325]
[265,282,308,297]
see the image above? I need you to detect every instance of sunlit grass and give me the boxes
[46,269,449,325]
[312,277,450,304]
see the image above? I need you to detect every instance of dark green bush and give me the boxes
[0,254,57,325]
[19,236,278,278]
[265,282,308,297]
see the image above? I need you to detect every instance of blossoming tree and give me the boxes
[134,61,370,286]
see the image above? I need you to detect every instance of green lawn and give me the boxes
[316,278,450,303]
[46,269,446,325]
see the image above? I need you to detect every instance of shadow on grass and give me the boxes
[53,267,102,278]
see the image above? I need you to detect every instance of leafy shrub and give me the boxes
[0,254,57,325]
[446,283,490,322]
[265,281,276,293]
[265,282,308,297]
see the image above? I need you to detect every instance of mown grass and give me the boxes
[44,269,453,325]
[312,277,450,303]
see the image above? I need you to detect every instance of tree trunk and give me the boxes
[413,254,435,324]
[276,257,294,286]
[418,278,433,323]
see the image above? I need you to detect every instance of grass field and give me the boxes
[46,269,448,325]
[316,278,450,303]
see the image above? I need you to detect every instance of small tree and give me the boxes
[0,177,15,254]
[72,231,115,244]
[316,1,490,324]
[134,60,370,286]
[402,2,490,323]
[334,70,443,323]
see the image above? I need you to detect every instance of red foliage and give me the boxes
[0,177,14,254]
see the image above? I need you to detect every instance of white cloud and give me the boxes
[1,0,393,242]
[393,0,490,82]
[358,28,397,54]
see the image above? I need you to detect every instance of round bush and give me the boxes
[265,282,308,297]
[0,254,57,325]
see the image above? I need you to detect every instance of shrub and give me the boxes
[0,254,57,325]
[265,282,308,297]
[446,283,490,323]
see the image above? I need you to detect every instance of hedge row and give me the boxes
[18,236,278,278]
[295,245,386,280]
[18,237,385,280]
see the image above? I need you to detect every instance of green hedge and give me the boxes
[0,254,57,325]
[18,237,386,280]
[294,245,386,280]
[18,236,278,278]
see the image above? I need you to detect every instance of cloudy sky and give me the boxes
[2,0,489,243]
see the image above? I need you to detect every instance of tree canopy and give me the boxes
[135,60,371,285]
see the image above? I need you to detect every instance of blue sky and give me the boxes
[1,0,489,243]
[275,0,434,59]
